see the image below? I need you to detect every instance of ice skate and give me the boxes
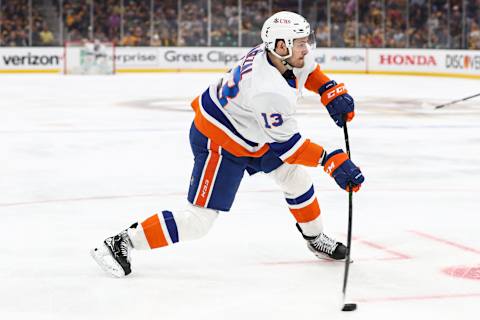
[91,230,133,277]
[297,224,347,260]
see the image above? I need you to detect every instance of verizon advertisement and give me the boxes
[0,47,62,70]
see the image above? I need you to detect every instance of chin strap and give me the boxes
[282,60,293,70]
[266,49,293,70]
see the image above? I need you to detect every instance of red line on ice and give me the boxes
[260,256,407,266]
[409,230,480,255]
[352,236,412,260]
[356,292,480,303]
[0,193,175,207]
[0,189,280,208]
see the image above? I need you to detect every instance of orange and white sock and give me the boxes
[127,204,218,250]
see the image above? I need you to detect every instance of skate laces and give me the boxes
[119,232,132,257]
[111,232,131,259]
[311,233,338,255]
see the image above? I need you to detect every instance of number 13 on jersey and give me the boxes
[261,113,284,128]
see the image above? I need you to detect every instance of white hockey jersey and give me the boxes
[191,44,331,166]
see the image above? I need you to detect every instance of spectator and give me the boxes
[469,21,480,49]
[39,25,55,46]
[315,24,330,47]
[151,32,162,46]
[371,28,384,47]
[10,30,28,46]
[120,29,139,46]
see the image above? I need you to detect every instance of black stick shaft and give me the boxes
[342,123,353,302]
[435,92,480,109]
[343,122,351,157]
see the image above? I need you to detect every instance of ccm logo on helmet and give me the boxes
[327,86,345,99]
[273,18,291,24]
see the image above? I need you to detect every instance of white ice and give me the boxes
[0,72,479,320]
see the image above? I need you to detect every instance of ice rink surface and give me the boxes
[1,72,479,320]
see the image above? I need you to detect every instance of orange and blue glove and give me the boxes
[319,80,354,128]
[322,149,364,192]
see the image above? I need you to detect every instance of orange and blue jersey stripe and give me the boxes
[191,86,325,167]
[269,133,305,161]
[188,123,284,211]
[141,210,179,249]
[269,134,326,167]
[191,88,269,158]
[285,185,320,223]
[193,139,222,207]
[162,211,179,243]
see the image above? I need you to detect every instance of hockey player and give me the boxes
[91,11,364,277]
[81,39,110,74]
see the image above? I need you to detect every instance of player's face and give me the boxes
[286,37,310,68]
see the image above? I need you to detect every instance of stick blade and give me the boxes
[342,303,357,312]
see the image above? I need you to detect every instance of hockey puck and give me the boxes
[342,303,357,312]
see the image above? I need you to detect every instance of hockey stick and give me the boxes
[341,122,357,312]
[435,92,480,109]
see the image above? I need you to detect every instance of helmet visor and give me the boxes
[308,31,316,50]
[292,31,316,52]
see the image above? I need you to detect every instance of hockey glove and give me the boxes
[322,149,364,192]
[319,80,354,128]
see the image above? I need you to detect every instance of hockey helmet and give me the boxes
[261,11,315,60]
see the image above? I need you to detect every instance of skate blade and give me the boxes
[90,244,126,278]
[315,255,354,263]
[313,252,354,263]
[308,245,353,262]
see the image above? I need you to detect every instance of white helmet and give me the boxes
[261,11,313,60]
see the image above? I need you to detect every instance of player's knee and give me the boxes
[180,205,219,241]
[270,163,313,197]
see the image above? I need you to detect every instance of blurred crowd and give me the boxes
[0,0,55,46]
[1,0,479,49]
[307,0,480,49]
